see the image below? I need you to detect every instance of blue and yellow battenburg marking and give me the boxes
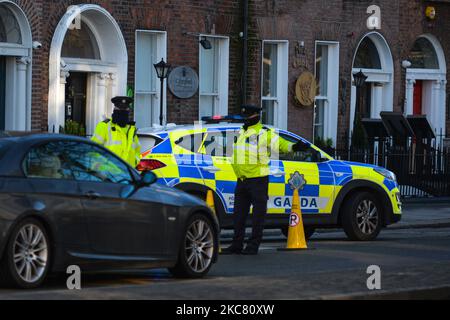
[143,127,402,217]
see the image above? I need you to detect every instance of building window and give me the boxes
[261,41,288,129]
[410,37,439,69]
[199,36,229,119]
[61,21,100,60]
[134,30,167,128]
[0,5,22,44]
[314,42,340,146]
[354,37,381,70]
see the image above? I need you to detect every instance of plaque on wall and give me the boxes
[168,66,199,99]
[295,72,317,107]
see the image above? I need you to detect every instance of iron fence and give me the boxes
[331,135,450,198]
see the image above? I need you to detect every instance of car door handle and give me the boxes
[85,191,101,200]
[271,170,286,178]
[202,166,221,173]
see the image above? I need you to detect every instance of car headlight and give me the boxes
[373,168,397,181]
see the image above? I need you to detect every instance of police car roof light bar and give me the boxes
[201,115,245,124]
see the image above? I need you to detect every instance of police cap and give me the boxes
[112,96,134,110]
[241,105,262,117]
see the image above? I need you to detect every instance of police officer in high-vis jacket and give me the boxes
[222,105,308,255]
[92,96,141,168]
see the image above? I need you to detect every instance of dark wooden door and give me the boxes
[65,72,87,128]
[413,80,423,115]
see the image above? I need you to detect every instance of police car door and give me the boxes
[200,129,239,217]
[270,133,335,215]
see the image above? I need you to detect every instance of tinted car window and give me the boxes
[23,142,75,180]
[0,141,9,160]
[63,142,134,185]
[23,141,134,184]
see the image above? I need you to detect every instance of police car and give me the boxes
[138,118,402,241]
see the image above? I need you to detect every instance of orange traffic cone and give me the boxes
[278,188,308,251]
[206,190,222,253]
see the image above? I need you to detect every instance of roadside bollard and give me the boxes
[206,190,222,254]
[279,172,308,251]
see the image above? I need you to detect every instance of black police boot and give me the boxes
[242,244,259,255]
[221,244,243,255]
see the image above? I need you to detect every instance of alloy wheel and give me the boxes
[356,200,379,235]
[185,219,214,273]
[13,224,48,284]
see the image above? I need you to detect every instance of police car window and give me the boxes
[278,133,321,163]
[61,142,133,185]
[175,133,205,153]
[202,131,240,157]
[140,135,164,152]
[23,142,75,180]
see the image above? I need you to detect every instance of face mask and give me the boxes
[112,110,130,127]
[243,115,261,130]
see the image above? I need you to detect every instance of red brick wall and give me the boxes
[247,0,450,146]
[13,0,242,130]
[6,0,450,144]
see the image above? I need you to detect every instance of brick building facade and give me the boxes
[0,0,449,147]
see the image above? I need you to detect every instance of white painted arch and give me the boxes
[48,4,128,133]
[405,34,447,138]
[0,0,33,131]
[350,32,394,134]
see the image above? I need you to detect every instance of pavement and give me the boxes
[390,202,450,229]
[0,201,449,300]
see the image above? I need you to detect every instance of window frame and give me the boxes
[22,140,138,184]
[134,30,167,127]
[260,40,289,129]
[198,34,230,120]
[313,41,340,147]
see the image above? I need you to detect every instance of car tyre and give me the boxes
[0,218,51,289]
[341,192,383,241]
[280,226,316,240]
[169,214,216,278]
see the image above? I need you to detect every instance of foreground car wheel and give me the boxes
[169,214,216,278]
[342,192,383,241]
[0,218,50,288]
[280,226,315,240]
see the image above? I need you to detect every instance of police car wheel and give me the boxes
[280,226,315,239]
[0,218,51,289]
[342,192,383,241]
[169,214,216,278]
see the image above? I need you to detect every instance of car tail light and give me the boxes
[137,159,167,171]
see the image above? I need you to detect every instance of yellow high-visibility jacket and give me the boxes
[91,119,141,168]
[232,122,294,179]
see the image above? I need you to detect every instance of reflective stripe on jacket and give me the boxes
[91,120,142,167]
[232,122,294,179]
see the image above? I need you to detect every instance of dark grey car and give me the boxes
[0,133,219,288]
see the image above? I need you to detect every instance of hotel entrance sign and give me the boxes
[168,66,199,99]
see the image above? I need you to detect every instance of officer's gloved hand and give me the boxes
[292,141,309,152]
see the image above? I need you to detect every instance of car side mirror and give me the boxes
[141,171,157,186]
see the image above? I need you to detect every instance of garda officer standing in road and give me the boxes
[92,96,141,168]
[222,106,308,255]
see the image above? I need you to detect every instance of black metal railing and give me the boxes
[331,135,450,198]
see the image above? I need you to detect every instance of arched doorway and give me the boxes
[48,4,127,134]
[0,1,32,131]
[350,32,394,134]
[405,34,447,137]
